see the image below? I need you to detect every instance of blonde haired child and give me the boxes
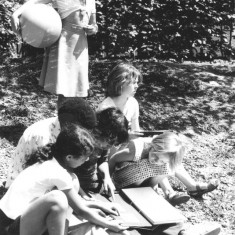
[0,125,128,235]
[109,132,182,189]
[109,132,218,204]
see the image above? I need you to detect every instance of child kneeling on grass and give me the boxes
[109,132,218,204]
[0,124,128,235]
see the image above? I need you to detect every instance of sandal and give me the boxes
[188,182,218,198]
[167,193,190,206]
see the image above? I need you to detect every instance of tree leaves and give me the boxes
[2,0,235,60]
[89,0,235,60]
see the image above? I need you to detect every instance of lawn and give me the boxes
[0,55,235,234]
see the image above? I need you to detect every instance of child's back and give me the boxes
[1,158,77,220]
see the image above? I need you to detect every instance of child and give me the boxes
[97,63,190,205]
[97,63,142,132]
[5,98,97,189]
[5,97,129,201]
[74,107,129,197]
[109,132,218,203]
[0,124,128,235]
[11,0,98,108]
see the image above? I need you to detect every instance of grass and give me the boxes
[0,55,235,234]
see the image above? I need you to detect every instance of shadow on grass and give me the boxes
[0,125,27,146]
[134,61,235,134]
[1,57,234,135]
[0,56,43,93]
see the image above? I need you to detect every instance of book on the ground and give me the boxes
[91,187,185,229]
[92,192,153,229]
[121,187,186,225]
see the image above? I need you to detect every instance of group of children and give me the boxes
[0,63,219,235]
[6,0,219,234]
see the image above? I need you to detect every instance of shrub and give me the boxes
[2,0,235,60]
[0,1,17,56]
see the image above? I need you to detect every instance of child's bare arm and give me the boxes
[63,188,128,232]
[78,187,95,201]
[109,141,136,174]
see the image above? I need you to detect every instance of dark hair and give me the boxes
[94,107,129,147]
[24,124,95,167]
[58,98,97,130]
[106,63,143,97]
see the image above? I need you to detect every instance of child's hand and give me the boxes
[107,219,129,233]
[93,208,107,218]
[81,194,95,201]
[83,24,98,35]
[102,176,116,201]
[99,202,120,216]
[79,187,95,201]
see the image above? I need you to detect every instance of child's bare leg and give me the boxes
[175,165,219,196]
[140,176,173,195]
[143,175,174,194]
[175,165,210,190]
[157,176,176,197]
[128,179,146,188]
[144,176,190,206]
[20,190,68,235]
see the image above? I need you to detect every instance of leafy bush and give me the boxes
[91,0,235,60]
[2,0,235,60]
[0,1,17,56]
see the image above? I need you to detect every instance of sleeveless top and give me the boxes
[112,137,170,189]
[52,0,96,19]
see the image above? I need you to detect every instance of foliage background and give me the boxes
[0,0,17,56]
[92,0,235,60]
[1,0,235,60]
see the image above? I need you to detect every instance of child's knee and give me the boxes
[150,175,167,185]
[46,190,69,212]
[156,175,167,181]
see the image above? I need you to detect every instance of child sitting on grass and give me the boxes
[97,62,142,132]
[0,124,128,235]
[98,63,190,205]
[109,132,218,203]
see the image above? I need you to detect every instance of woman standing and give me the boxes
[11,0,98,107]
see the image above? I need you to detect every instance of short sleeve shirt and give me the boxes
[5,117,103,190]
[0,158,75,219]
[112,137,169,189]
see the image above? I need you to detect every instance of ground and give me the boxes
[0,55,235,234]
